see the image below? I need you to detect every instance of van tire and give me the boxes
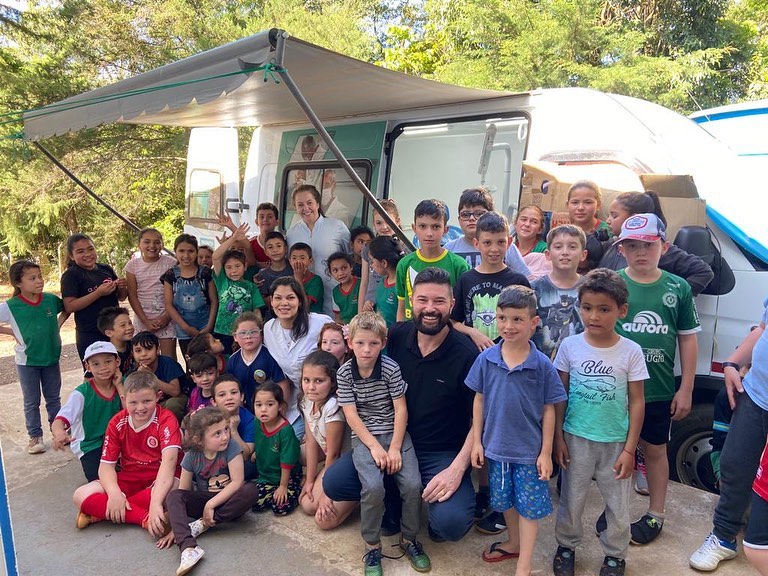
[668,404,718,493]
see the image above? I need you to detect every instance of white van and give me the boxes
[23,29,768,492]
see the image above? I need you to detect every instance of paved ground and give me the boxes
[0,366,755,576]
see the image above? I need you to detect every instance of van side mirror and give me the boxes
[673,226,735,296]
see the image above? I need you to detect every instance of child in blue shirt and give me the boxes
[468,285,566,574]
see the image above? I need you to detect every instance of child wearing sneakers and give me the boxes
[614,214,700,546]
[337,312,430,576]
[553,269,647,576]
[72,372,181,548]
[467,286,566,574]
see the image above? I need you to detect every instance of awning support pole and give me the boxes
[32,141,142,234]
[269,31,415,252]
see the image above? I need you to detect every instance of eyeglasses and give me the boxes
[235,329,261,337]
[458,210,488,221]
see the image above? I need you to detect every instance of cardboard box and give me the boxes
[519,161,706,242]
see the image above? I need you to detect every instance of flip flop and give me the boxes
[482,541,521,563]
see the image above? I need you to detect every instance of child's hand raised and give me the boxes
[370,443,388,471]
[470,442,484,469]
[386,447,402,474]
[232,222,250,241]
[613,448,634,480]
[217,212,237,232]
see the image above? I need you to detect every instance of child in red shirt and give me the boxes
[72,371,182,547]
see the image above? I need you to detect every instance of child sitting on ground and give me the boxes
[52,342,123,481]
[211,374,256,480]
[299,350,354,529]
[468,286,566,574]
[252,381,302,515]
[165,406,258,576]
[553,268,647,576]
[328,251,360,324]
[72,372,181,549]
[338,311,430,575]
[97,307,135,375]
[131,331,187,422]
[186,353,219,413]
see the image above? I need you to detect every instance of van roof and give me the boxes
[22,28,514,141]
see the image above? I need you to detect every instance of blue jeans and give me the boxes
[323,449,475,542]
[17,363,62,437]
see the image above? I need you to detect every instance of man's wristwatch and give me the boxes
[722,361,741,371]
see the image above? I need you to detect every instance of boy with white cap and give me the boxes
[610,214,700,545]
[52,341,123,481]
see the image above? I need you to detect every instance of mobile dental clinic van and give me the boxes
[23,29,768,493]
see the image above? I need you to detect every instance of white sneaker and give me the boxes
[176,546,204,575]
[189,518,208,539]
[633,469,649,495]
[689,533,737,571]
[27,437,45,454]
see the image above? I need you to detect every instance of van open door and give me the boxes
[184,127,240,247]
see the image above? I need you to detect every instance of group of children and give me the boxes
[2,178,746,576]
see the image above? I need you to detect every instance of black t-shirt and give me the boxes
[60,263,119,334]
[387,322,478,453]
[451,268,530,339]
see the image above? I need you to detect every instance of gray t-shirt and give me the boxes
[254,261,294,298]
[337,355,407,437]
[181,438,243,492]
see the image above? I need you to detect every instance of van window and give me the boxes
[387,116,529,231]
[280,161,372,231]
[187,169,224,223]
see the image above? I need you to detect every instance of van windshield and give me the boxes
[387,116,529,236]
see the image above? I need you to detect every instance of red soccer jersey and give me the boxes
[754,441,768,502]
[249,237,269,265]
[101,405,181,475]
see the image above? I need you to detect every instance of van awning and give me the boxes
[22,29,511,140]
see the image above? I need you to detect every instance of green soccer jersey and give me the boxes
[303,273,325,314]
[253,419,300,485]
[377,277,398,327]
[54,379,122,458]
[213,269,265,335]
[0,293,63,366]
[616,269,701,401]
[396,249,470,320]
[332,276,360,324]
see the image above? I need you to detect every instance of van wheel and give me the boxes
[668,404,718,493]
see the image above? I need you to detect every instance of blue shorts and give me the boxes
[488,458,552,520]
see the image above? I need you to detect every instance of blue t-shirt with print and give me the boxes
[743,298,768,411]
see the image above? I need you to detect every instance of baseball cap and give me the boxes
[615,213,666,244]
[84,341,118,361]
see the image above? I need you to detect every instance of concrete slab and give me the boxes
[0,369,755,575]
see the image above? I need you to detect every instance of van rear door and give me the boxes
[184,127,240,247]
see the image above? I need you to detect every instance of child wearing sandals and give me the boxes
[298,350,355,529]
[468,286,566,575]
[252,380,301,515]
[166,406,258,575]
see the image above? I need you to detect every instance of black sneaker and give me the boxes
[595,510,607,536]
[552,546,575,576]
[362,547,383,576]
[475,511,506,535]
[630,514,663,545]
[599,556,625,576]
[474,490,490,520]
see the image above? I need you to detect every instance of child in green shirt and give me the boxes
[328,252,360,324]
[290,242,325,314]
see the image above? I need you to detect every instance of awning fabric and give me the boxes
[23,29,510,140]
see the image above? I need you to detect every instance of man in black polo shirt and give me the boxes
[323,267,478,541]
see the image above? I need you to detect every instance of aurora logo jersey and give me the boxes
[621,311,669,334]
